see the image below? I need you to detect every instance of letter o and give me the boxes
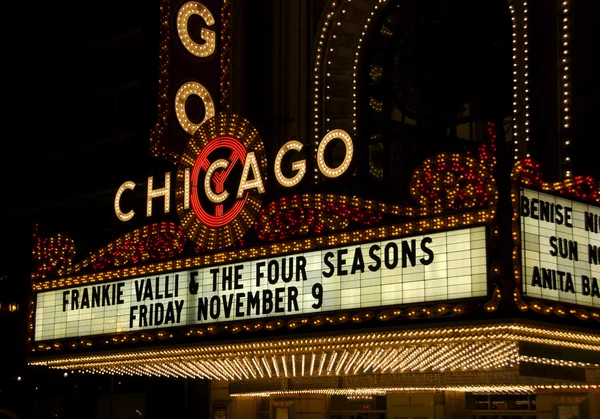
[317,129,354,178]
[174,81,215,135]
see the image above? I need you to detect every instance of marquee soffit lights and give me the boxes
[28,324,600,382]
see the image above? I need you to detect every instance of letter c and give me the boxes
[114,181,136,221]
[205,159,230,203]
[317,129,354,178]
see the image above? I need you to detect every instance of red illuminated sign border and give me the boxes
[176,113,266,250]
[190,136,249,227]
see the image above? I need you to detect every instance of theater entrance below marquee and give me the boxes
[328,394,387,419]
[454,392,538,419]
[230,392,544,419]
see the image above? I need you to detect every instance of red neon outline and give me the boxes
[190,136,249,228]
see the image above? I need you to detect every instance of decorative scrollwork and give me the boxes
[32,233,76,278]
[512,158,599,203]
[33,222,186,280]
[255,151,497,242]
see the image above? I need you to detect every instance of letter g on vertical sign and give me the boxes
[149,0,227,162]
[174,3,217,135]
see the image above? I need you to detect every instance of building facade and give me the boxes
[19,1,599,418]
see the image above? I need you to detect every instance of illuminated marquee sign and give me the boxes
[110,0,358,251]
[34,227,487,341]
[520,188,600,307]
[117,113,355,250]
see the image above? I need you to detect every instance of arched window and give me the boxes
[357,0,512,201]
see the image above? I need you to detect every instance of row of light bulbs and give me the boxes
[32,203,494,292]
[314,0,575,179]
[30,323,599,378]
[229,384,600,398]
[38,342,516,380]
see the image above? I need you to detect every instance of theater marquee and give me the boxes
[28,0,503,353]
[520,188,600,307]
[34,227,487,341]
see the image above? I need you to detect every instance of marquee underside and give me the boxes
[28,323,600,394]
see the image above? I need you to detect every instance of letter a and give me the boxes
[237,152,265,198]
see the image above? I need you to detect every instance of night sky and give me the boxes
[3,2,159,283]
[2,2,160,387]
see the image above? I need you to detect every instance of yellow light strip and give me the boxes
[351,1,388,137]
[230,384,600,398]
[220,0,232,111]
[559,0,572,178]
[32,323,600,361]
[509,0,530,160]
[312,1,337,182]
[38,342,514,379]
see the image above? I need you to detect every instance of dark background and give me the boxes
[2,5,159,264]
[1,0,162,407]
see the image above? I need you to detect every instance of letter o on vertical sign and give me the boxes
[317,129,354,178]
[176,2,216,58]
[175,81,216,135]
[175,2,217,135]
